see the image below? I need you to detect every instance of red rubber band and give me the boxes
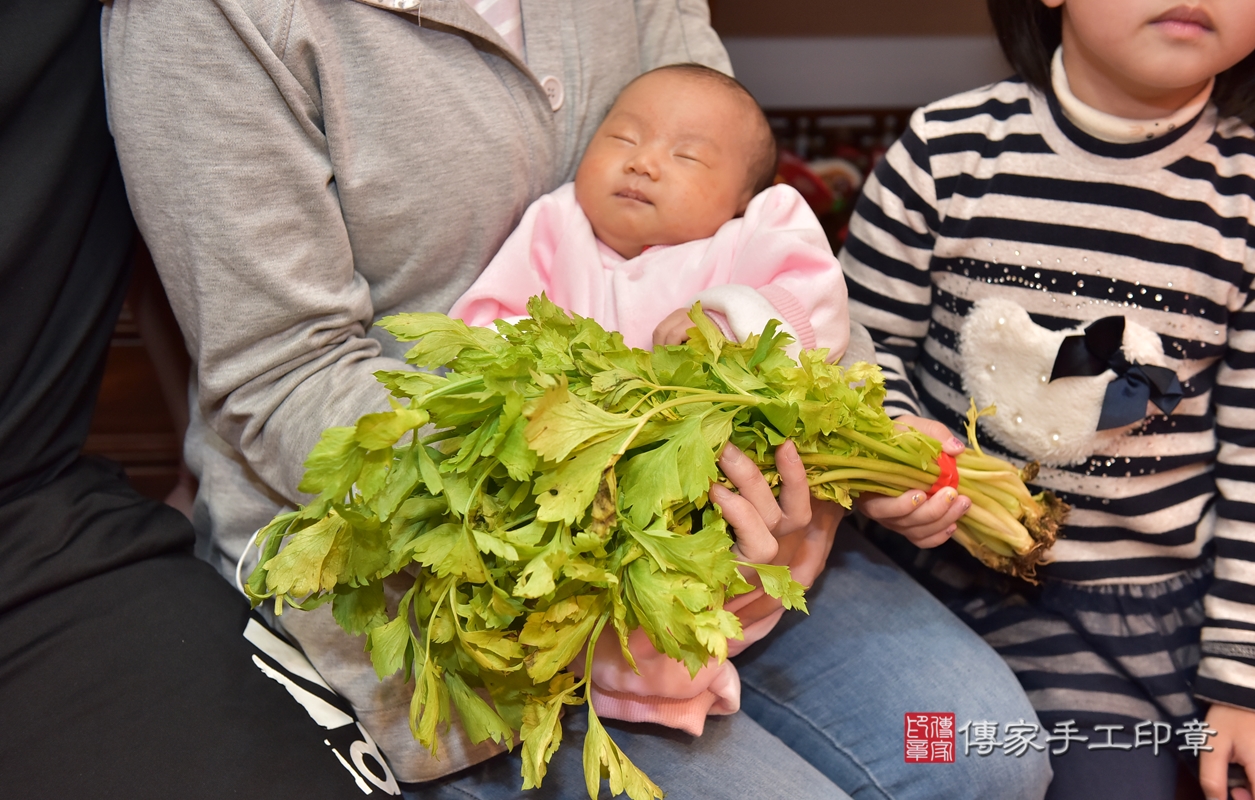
[927,452,959,496]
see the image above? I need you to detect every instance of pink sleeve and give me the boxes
[447,187,569,327]
[696,184,850,360]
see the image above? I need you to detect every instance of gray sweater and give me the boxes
[102,0,728,780]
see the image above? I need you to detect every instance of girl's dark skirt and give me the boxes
[869,526,1211,800]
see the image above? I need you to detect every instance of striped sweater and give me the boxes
[840,77,1255,709]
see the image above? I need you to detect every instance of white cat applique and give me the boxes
[957,299,1182,466]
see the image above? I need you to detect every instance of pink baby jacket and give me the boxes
[450,182,850,360]
[449,181,850,735]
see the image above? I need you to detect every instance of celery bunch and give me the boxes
[245,297,1063,798]
[792,397,1066,581]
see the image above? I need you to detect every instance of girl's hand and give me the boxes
[1201,703,1255,800]
[854,414,970,548]
[711,441,840,628]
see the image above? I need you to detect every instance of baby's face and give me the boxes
[574,70,759,259]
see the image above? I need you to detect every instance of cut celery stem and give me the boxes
[957,478,1019,515]
[799,454,936,484]
[834,426,927,467]
[960,501,1032,550]
[807,469,928,492]
[956,450,1016,471]
[955,523,1015,557]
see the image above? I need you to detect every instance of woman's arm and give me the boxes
[633,0,730,74]
[104,0,402,504]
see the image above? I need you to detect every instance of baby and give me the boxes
[451,63,850,361]
[450,63,852,737]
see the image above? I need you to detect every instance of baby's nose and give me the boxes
[626,150,660,178]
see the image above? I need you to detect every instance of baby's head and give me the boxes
[574,64,777,259]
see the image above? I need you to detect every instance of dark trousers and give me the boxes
[0,551,385,798]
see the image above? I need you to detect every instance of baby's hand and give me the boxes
[653,307,704,347]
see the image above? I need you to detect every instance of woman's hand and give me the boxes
[854,414,970,548]
[710,440,841,629]
[576,440,836,728]
[1201,703,1255,800]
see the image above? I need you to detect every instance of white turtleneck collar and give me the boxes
[1051,46,1213,144]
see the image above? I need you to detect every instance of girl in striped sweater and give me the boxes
[842,1,1255,798]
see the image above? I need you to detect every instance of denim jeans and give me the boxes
[421,525,1052,799]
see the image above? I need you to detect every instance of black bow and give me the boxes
[1049,316,1183,430]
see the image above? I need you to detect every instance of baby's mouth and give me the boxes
[615,188,653,205]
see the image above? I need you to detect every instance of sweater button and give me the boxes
[540,76,564,112]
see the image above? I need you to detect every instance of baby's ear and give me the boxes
[735,186,755,217]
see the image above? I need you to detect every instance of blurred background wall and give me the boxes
[710,0,1010,108]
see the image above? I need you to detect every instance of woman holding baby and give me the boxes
[102,1,1048,797]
